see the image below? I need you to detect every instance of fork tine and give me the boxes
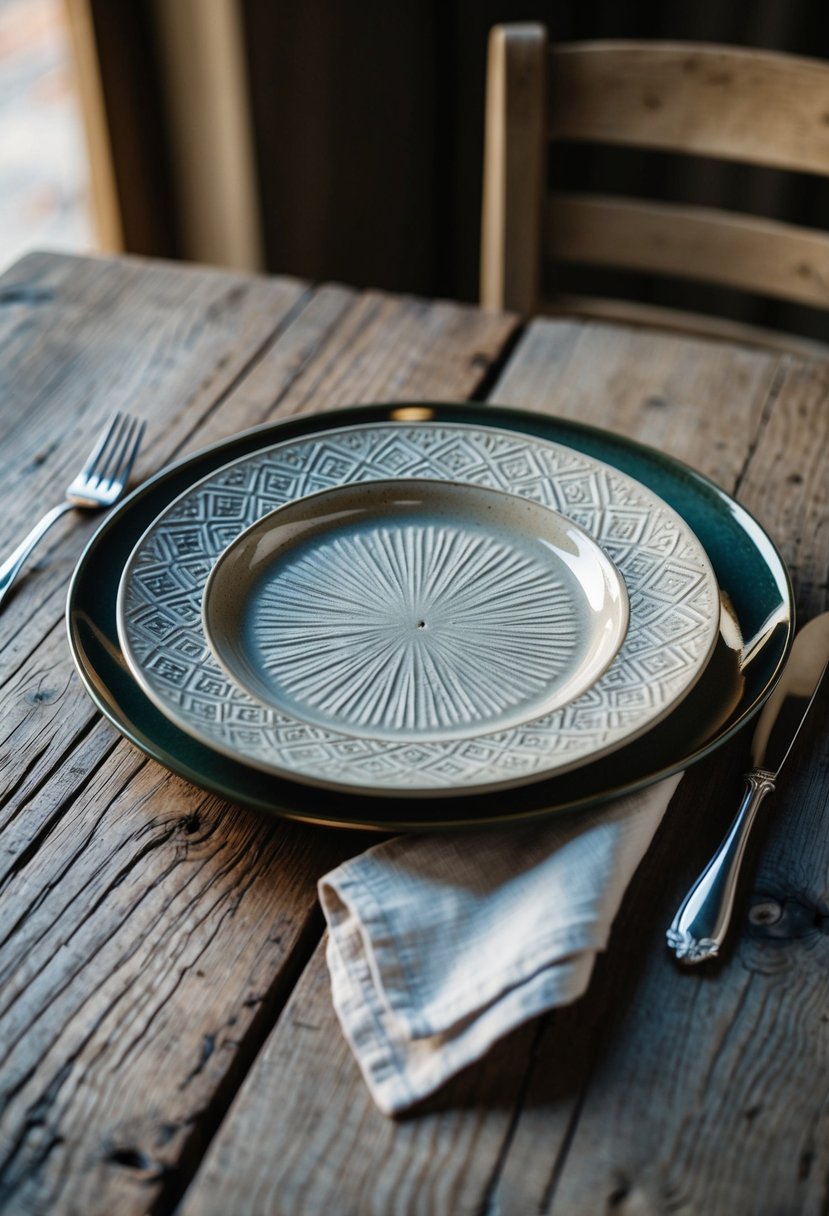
[94,413,134,485]
[109,417,145,490]
[80,412,124,481]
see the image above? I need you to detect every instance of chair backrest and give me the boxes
[480,24,829,350]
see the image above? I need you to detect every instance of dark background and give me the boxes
[94,0,829,341]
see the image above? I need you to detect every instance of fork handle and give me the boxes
[666,770,776,964]
[0,503,74,610]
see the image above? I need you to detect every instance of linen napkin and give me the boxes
[318,773,681,1115]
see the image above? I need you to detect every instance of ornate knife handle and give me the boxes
[666,771,776,964]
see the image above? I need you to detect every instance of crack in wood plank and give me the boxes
[0,719,118,889]
[731,357,790,498]
[0,255,521,1216]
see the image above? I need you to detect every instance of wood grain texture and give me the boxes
[547,193,829,309]
[542,295,829,361]
[179,319,823,1216]
[480,23,547,313]
[0,253,519,1215]
[484,328,829,1214]
[0,250,307,831]
[736,359,829,621]
[0,251,305,563]
[480,26,829,346]
[0,755,344,1215]
[549,41,829,175]
[2,256,825,1216]
[182,946,540,1216]
[492,316,781,492]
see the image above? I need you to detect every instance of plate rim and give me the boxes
[113,417,721,796]
[201,476,631,742]
[66,401,794,830]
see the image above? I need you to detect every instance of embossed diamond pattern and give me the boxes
[119,423,718,794]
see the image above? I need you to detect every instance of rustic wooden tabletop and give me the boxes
[0,250,827,1216]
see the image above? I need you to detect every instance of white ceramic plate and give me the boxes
[202,479,629,743]
[117,421,719,795]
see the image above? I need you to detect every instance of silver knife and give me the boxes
[667,611,829,965]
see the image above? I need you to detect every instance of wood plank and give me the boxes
[178,321,788,1215]
[0,254,520,1215]
[0,622,116,844]
[480,29,829,337]
[259,288,518,412]
[0,275,513,825]
[547,193,829,309]
[0,278,354,686]
[0,753,347,1216]
[503,704,829,1205]
[543,295,829,361]
[0,250,311,805]
[484,342,829,1212]
[184,948,539,1216]
[0,251,306,556]
[736,360,829,622]
[493,316,782,492]
[550,41,829,175]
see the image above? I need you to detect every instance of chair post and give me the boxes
[480,23,548,313]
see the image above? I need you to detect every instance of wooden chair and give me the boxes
[480,24,829,355]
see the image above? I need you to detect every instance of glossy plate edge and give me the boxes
[115,426,718,797]
[66,402,795,831]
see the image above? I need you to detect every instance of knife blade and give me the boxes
[667,611,829,965]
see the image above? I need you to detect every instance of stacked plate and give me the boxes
[68,403,794,830]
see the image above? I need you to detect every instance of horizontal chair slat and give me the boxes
[546,193,829,308]
[549,42,829,175]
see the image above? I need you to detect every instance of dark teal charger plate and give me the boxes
[67,403,794,831]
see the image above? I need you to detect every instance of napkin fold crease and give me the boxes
[319,773,681,1115]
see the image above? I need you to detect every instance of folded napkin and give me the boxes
[318,773,681,1115]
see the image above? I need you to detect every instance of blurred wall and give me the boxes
[78,0,829,339]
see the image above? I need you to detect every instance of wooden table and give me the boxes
[1,250,827,1216]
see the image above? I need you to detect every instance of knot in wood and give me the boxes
[746,894,826,942]
[748,898,782,926]
[26,686,59,706]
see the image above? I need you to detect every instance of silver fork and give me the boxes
[0,412,145,611]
